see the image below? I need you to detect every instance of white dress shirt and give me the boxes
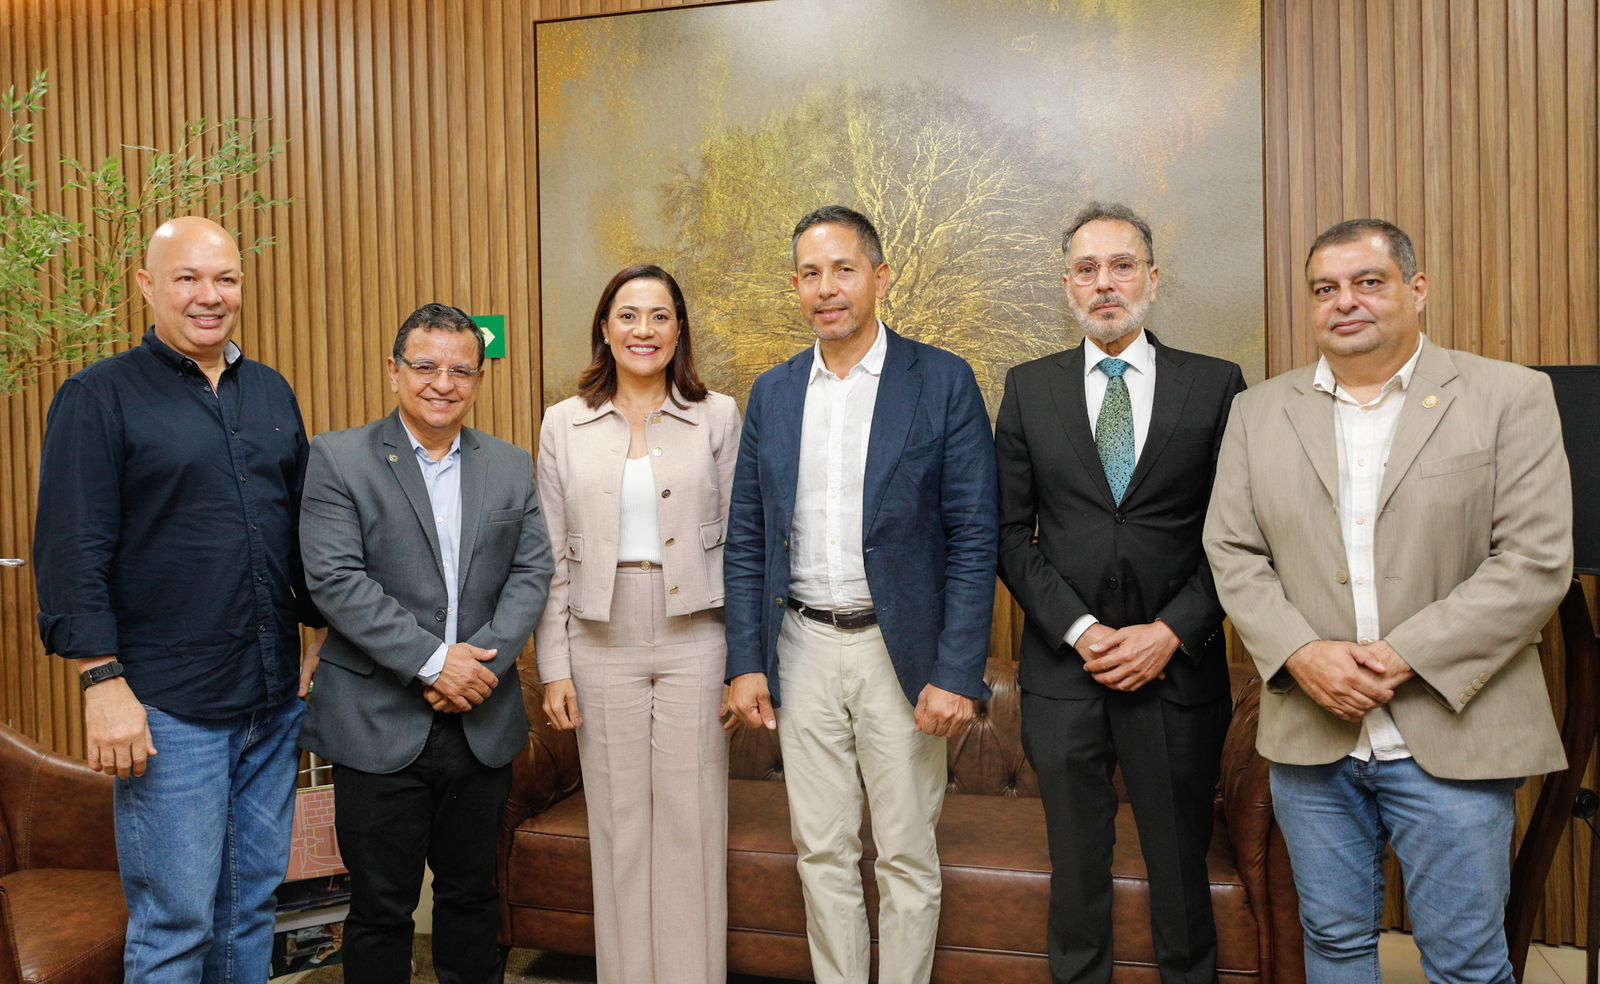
[788,322,888,610]
[1065,329,1158,646]
[1313,335,1427,761]
[404,424,462,686]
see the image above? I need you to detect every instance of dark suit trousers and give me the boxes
[1021,687,1230,984]
[334,713,512,984]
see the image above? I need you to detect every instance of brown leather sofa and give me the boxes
[499,658,1304,983]
[0,724,125,984]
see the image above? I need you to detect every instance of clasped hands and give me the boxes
[423,643,501,713]
[1075,620,1179,692]
[1284,639,1415,721]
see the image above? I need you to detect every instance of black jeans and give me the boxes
[334,714,512,984]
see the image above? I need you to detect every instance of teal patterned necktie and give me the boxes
[1095,358,1135,504]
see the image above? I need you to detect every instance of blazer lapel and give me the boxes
[455,428,485,592]
[770,352,810,535]
[863,328,922,533]
[1122,336,1194,505]
[380,412,445,571]
[1050,345,1117,508]
[1284,371,1340,506]
[1376,342,1458,515]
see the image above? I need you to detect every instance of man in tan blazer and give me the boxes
[1204,218,1572,984]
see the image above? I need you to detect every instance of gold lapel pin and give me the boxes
[1422,395,1438,409]
[388,453,399,462]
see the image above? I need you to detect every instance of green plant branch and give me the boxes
[0,71,292,394]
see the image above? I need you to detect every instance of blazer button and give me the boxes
[661,489,672,499]
[1108,577,1120,590]
[774,596,785,608]
[1336,570,1349,584]
[665,537,676,546]
[669,585,680,595]
[435,609,447,622]
[1114,512,1126,524]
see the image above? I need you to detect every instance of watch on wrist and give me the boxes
[80,660,126,691]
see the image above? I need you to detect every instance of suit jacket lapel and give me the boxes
[1050,345,1117,508]
[380,412,445,572]
[770,353,809,536]
[1376,342,1458,515]
[863,328,922,533]
[1122,336,1194,505]
[455,428,485,592]
[1284,372,1340,506]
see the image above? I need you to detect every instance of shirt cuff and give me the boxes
[417,643,448,686]
[1064,614,1099,648]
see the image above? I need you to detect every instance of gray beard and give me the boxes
[1070,296,1151,347]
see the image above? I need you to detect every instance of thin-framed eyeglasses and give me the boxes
[396,355,482,382]
[1069,256,1151,286]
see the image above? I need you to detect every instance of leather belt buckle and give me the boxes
[787,598,878,631]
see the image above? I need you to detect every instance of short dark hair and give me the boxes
[791,205,886,268]
[393,302,485,366]
[1062,202,1155,263]
[577,264,708,409]
[1305,218,1419,281]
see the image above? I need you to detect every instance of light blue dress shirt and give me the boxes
[403,425,462,685]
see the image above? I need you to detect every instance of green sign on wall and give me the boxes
[473,315,507,360]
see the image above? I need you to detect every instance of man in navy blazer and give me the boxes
[725,205,998,984]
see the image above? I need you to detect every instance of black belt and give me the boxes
[786,598,878,630]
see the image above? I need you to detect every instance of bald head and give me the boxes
[144,216,240,271]
[137,217,245,367]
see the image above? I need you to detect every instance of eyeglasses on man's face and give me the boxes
[396,355,482,382]
[1069,256,1150,286]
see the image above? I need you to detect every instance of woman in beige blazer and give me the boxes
[535,264,739,984]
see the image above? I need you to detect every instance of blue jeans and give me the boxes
[1270,757,1518,984]
[116,697,306,983]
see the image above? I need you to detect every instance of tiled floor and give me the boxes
[1380,931,1590,984]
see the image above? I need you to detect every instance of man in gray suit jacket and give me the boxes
[299,303,553,984]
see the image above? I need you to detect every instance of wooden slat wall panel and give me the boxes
[0,0,1596,943]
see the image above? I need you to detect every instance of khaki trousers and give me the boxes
[569,567,728,984]
[776,608,948,984]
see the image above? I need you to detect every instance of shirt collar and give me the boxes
[1313,335,1426,401]
[1082,328,1154,379]
[400,421,461,463]
[809,320,889,383]
[142,327,244,371]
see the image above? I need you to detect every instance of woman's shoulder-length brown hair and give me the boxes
[576,264,709,409]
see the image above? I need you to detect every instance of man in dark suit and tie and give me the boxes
[996,203,1246,984]
[298,303,553,984]
[725,205,998,984]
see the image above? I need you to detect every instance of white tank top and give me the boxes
[616,456,662,564]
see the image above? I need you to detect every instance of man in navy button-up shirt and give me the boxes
[33,216,325,983]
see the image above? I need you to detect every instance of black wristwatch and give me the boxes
[80,660,126,691]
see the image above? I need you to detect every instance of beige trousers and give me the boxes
[776,608,948,984]
[569,567,728,984]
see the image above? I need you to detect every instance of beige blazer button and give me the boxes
[1336,570,1349,584]
[661,489,671,499]
[669,585,679,594]
[652,447,662,456]
[665,537,675,546]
